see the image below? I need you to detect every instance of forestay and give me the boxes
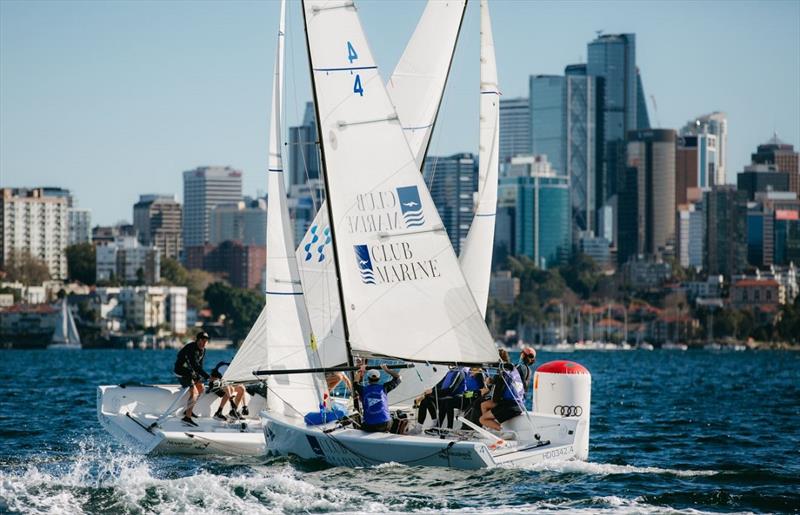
[303,0,497,364]
[224,1,322,417]
[296,0,466,368]
[458,0,500,318]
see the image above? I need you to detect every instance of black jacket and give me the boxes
[174,341,209,379]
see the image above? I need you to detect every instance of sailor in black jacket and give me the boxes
[173,331,210,426]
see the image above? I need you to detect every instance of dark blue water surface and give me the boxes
[1,349,798,514]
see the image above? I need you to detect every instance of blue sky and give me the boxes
[1,0,798,225]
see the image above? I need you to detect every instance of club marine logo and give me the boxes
[353,244,376,284]
[303,224,331,262]
[396,185,425,228]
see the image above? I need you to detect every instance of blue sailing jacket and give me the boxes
[501,368,524,403]
[362,383,391,425]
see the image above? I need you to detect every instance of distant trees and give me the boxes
[160,257,217,308]
[3,249,50,285]
[66,243,96,285]
[204,282,264,339]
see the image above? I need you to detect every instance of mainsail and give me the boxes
[224,0,322,417]
[458,0,500,318]
[303,0,497,364]
[297,0,467,367]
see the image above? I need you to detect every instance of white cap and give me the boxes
[366,369,381,381]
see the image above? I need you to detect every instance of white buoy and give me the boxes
[533,360,592,460]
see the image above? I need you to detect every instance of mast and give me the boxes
[300,0,355,369]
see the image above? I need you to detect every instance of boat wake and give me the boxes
[524,459,719,478]
[0,440,385,514]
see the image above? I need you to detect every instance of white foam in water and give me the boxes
[0,442,390,514]
[524,460,719,478]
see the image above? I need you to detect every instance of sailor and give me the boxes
[173,331,210,427]
[353,363,401,432]
[478,363,524,431]
[517,347,537,397]
[436,366,469,429]
[207,362,246,421]
[462,367,486,426]
[415,365,466,428]
[325,371,352,396]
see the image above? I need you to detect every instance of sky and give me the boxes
[1,0,799,225]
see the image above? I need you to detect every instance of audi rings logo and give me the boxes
[554,405,583,417]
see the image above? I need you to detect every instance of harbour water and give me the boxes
[1,349,798,514]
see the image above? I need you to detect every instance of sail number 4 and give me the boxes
[347,41,363,97]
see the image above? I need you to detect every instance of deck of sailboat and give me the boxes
[262,409,579,469]
[97,384,267,456]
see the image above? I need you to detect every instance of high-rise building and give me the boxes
[737,163,790,201]
[1,188,68,279]
[681,112,728,185]
[618,129,676,265]
[209,197,267,247]
[133,194,182,260]
[500,155,571,268]
[182,166,243,249]
[587,33,640,208]
[184,241,265,290]
[96,236,161,284]
[774,209,800,266]
[750,133,799,196]
[635,68,651,130]
[563,64,602,234]
[747,205,775,268]
[530,75,566,175]
[677,201,705,271]
[705,186,748,278]
[67,208,92,245]
[499,97,532,163]
[676,133,717,205]
[423,153,478,254]
[288,102,321,187]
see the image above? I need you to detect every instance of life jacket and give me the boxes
[441,368,467,396]
[501,368,524,403]
[464,371,482,393]
[362,383,390,425]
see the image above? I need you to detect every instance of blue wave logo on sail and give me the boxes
[353,244,376,285]
[304,225,331,262]
[396,186,425,228]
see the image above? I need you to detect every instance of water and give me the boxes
[1,349,798,514]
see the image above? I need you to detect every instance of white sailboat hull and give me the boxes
[261,410,581,470]
[97,385,267,456]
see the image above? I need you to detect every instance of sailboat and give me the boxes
[260,0,590,470]
[95,0,468,456]
[47,298,81,350]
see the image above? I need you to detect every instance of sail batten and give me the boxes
[302,0,497,365]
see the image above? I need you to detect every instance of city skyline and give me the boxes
[1,0,798,225]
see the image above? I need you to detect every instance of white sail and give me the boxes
[387,0,466,169]
[225,0,322,418]
[66,300,81,345]
[458,0,500,318]
[297,0,466,367]
[303,0,497,364]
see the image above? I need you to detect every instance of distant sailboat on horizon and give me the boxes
[47,298,81,350]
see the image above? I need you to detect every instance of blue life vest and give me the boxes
[362,383,390,425]
[501,368,524,403]
[464,371,482,393]
[442,368,467,396]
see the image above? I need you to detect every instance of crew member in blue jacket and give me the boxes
[416,366,467,428]
[479,363,524,431]
[353,363,402,432]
